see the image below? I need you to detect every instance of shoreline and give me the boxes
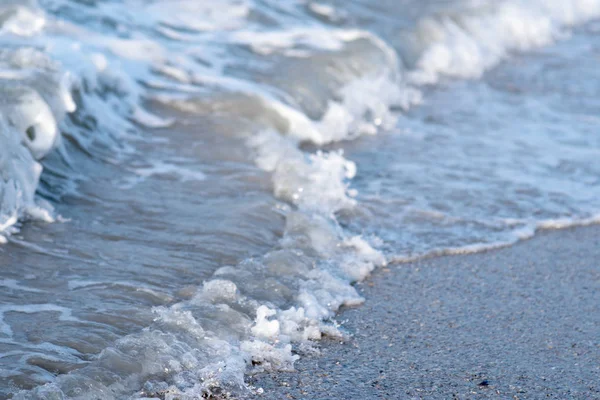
[248,225,600,399]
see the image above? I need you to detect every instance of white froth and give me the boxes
[408,0,600,84]
[0,119,54,241]
[0,1,45,36]
[120,159,207,189]
[142,0,250,32]
[251,306,280,340]
[307,2,344,22]
[231,28,351,56]
[272,148,357,214]
[390,215,600,264]
[0,0,174,238]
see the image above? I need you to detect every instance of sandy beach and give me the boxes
[249,226,600,399]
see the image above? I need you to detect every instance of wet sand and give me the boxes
[248,225,600,399]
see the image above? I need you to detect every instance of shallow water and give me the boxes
[340,25,600,258]
[0,0,598,398]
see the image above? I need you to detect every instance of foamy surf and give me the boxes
[0,0,599,398]
[0,0,152,242]
[404,0,600,83]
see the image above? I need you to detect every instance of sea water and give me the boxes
[0,0,598,398]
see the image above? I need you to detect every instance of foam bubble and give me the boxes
[407,0,600,84]
[0,1,45,36]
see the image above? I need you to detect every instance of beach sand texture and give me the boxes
[250,226,600,399]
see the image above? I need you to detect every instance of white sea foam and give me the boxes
[0,121,53,243]
[406,0,600,83]
[119,159,207,189]
[144,0,250,32]
[0,0,168,239]
[254,134,358,214]
[0,29,79,240]
[391,214,600,264]
[0,0,45,37]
